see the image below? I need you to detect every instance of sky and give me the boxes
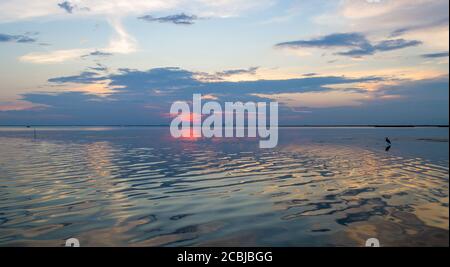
[0,0,448,125]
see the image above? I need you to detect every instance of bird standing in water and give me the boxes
[385,137,392,151]
[385,137,391,145]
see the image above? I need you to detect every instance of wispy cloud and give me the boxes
[313,0,448,51]
[340,38,421,57]
[276,32,421,57]
[252,90,370,109]
[303,73,318,77]
[197,67,259,81]
[89,63,108,72]
[0,101,47,111]
[138,13,199,25]
[103,17,137,54]
[48,71,105,84]
[19,48,90,64]
[421,52,449,59]
[389,18,449,38]
[277,33,371,50]
[81,50,113,58]
[20,48,117,64]
[334,0,448,33]
[0,33,36,43]
[57,1,75,14]
[20,17,136,64]
[217,67,259,77]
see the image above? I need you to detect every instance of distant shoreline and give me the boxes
[0,125,448,128]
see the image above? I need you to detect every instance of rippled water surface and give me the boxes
[0,127,448,246]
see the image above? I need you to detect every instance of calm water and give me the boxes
[0,127,448,246]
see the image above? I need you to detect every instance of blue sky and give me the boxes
[0,0,448,125]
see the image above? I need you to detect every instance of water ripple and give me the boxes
[0,127,448,246]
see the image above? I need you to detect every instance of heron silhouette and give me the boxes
[385,137,391,151]
[385,137,391,145]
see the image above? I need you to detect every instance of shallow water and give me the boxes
[0,127,448,246]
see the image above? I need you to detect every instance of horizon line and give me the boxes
[0,124,448,128]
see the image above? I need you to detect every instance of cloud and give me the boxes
[20,48,117,64]
[338,0,448,32]
[138,13,199,25]
[197,67,259,81]
[0,33,36,43]
[81,50,113,58]
[89,51,112,56]
[303,73,318,77]
[277,32,371,50]
[313,0,448,50]
[373,39,422,51]
[252,90,370,109]
[256,75,449,125]
[7,1,271,63]
[57,1,90,14]
[376,75,449,100]
[1,66,447,125]
[48,71,105,84]
[389,18,449,38]
[0,67,380,123]
[58,1,75,14]
[19,48,90,63]
[43,67,380,100]
[0,101,47,111]
[89,63,108,72]
[0,0,274,22]
[339,39,421,57]
[217,67,259,77]
[20,17,136,63]
[421,52,449,59]
[276,32,421,57]
[103,17,137,54]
